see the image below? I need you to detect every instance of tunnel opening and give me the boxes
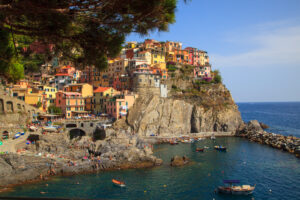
[93,127,106,141]
[69,129,86,139]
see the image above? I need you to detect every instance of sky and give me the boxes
[126,0,300,102]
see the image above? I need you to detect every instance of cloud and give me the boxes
[210,21,300,68]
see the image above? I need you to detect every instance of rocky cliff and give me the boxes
[127,83,243,136]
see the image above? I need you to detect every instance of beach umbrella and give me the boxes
[0,141,3,146]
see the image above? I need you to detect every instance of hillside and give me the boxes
[126,64,243,136]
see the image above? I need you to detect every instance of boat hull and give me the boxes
[218,187,254,195]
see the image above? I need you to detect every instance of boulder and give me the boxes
[170,155,190,167]
[247,120,263,132]
[259,122,269,129]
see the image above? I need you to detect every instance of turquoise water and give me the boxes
[2,102,300,199]
[2,137,300,200]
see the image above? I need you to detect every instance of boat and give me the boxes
[214,145,227,151]
[42,126,57,132]
[197,138,204,141]
[20,132,25,135]
[13,133,21,139]
[196,148,204,152]
[211,135,216,140]
[217,180,255,195]
[112,179,126,187]
[170,141,179,145]
[29,126,38,131]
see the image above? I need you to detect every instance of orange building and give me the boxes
[55,91,85,118]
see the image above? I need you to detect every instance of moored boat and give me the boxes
[42,126,57,132]
[196,148,204,152]
[112,179,126,187]
[214,145,227,151]
[170,141,179,145]
[217,180,255,195]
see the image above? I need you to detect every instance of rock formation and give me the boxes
[127,84,243,136]
[237,120,300,157]
[170,155,190,167]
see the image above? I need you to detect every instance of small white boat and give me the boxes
[217,180,255,195]
[13,133,21,139]
[211,135,216,140]
[42,126,57,132]
[29,126,38,131]
[112,179,126,187]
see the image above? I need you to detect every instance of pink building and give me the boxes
[194,65,212,80]
[104,93,138,120]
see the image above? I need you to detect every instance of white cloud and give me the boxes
[210,21,300,68]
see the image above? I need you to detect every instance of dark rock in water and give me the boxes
[259,122,269,129]
[170,155,190,167]
[247,120,263,132]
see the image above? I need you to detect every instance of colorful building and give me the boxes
[92,87,120,114]
[25,90,45,111]
[37,85,57,111]
[54,73,72,90]
[64,83,93,98]
[104,93,138,119]
[55,91,85,118]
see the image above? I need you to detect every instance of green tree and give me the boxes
[213,70,222,84]
[48,105,62,114]
[0,0,180,71]
[36,101,42,108]
[0,29,24,82]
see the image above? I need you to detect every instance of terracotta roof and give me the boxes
[55,73,70,76]
[94,87,111,93]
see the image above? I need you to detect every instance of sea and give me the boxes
[1,102,300,200]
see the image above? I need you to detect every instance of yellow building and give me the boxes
[37,85,57,111]
[126,41,137,49]
[25,91,44,111]
[151,50,165,66]
[64,83,93,98]
[92,87,120,114]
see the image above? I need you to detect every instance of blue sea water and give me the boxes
[237,102,300,137]
[1,102,300,200]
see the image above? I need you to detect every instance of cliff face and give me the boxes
[127,84,243,136]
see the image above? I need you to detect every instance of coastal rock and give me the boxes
[127,84,243,136]
[259,122,269,129]
[170,155,190,167]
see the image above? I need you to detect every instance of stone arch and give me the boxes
[66,123,77,128]
[93,127,106,140]
[0,99,4,113]
[32,110,35,114]
[17,104,21,110]
[6,101,13,112]
[22,105,25,111]
[69,129,86,139]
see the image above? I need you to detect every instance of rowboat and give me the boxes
[29,126,38,131]
[214,145,227,151]
[112,179,126,187]
[196,148,204,152]
[170,141,179,145]
[13,133,21,139]
[217,180,255,195]
[42,126,57,132]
